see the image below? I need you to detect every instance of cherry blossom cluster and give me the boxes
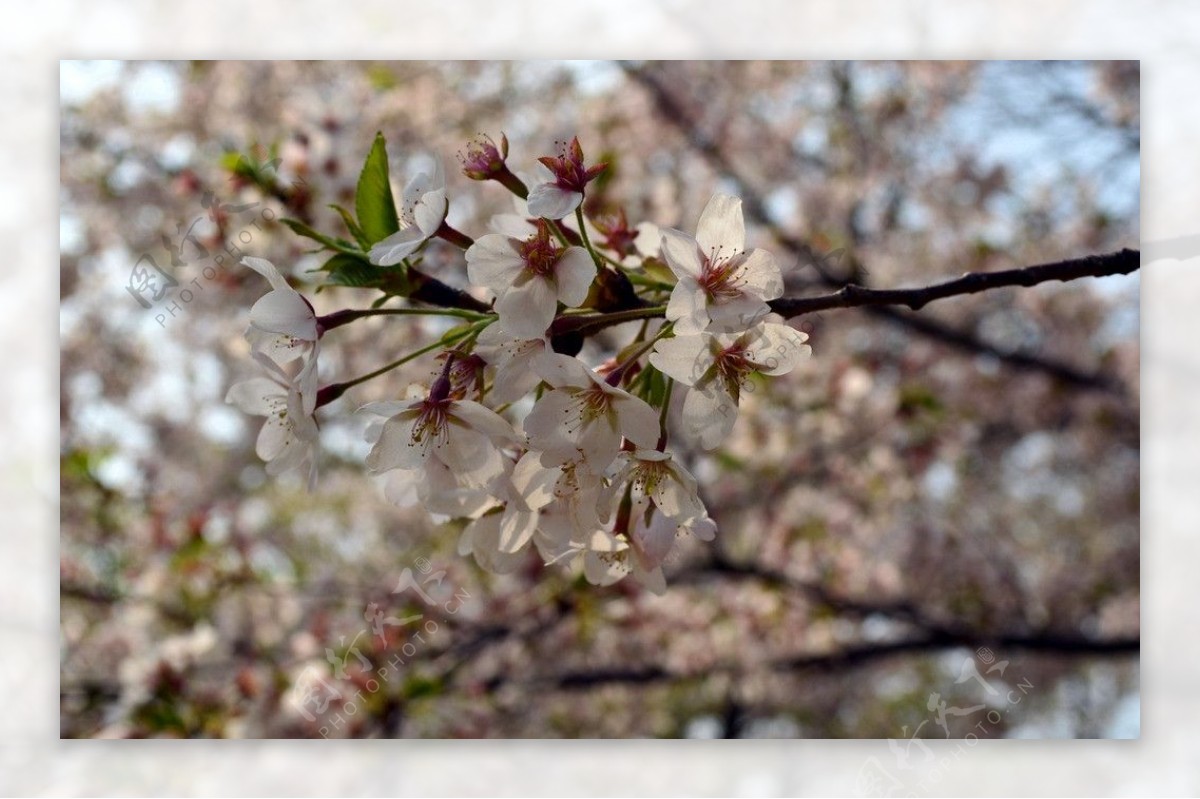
[227,134,811,592]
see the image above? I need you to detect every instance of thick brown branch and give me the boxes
[768,248,1139,318]
[557,250,1137,350]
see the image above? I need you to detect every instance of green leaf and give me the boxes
[280,218,361,256]
[642,365,667,407]
[220,147,282,186]
[319,253,386,289]
[329,204,370,249]
[355,133,400,246]
[439,321,477,343]
[641,256,677,287]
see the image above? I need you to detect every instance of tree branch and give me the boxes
[542,630,1139,692]
[555,249,1138,357]
[768,248,1139,317]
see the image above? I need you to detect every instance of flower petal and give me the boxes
[736,248,784,299]
[242,257,290,291]
[696,193,745,255]
[577,418,622,471]
[634,565,667,595]
[533,352,595,389]
[450,400,518,445]
[553,246,597,308]
[359,400,420,418]
[524,389,579,455]
[382,469,421,507]
[652,463,704,521]
[649,334,711,386]
[464,514,526,574]
[611,392,660,450]
[466,235,525,292]
[707,293,769,332]
[666,277,710,335]
[747,322,811,376]
[369,226,426,265]
[681,386,737,450]
[584,548,629,587]
[509,450,559,511]
[435,423,492,473]
[365,412,428,472]
[414,187,447,237]
[630,506,675,570]
[250,290,318,340]
[497,507,538,553]
[495,275,557,339]
[226,377,284,416]
[526,185,582,220]
[660,228,703,279]
[490,357,542,404]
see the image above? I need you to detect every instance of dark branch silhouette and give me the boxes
[521,630,1138,692]
[768,248,1139,317]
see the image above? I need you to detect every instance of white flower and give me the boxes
[527,507,668,595]
[608,449,707,524]
[526,161,582,220]
[367,415,504,516]
[457,512,526,575]
[474,322,551,404]
[579,527,668,595]
[633,222,662,259]
[650,320,811,450]
[381,459,499,517]
[361,393,517,481]
[628,501,717,572]
[661,194,784,335]
[225,356,319,490]
[466,221,595,339]
[368,158,447,265]
[524,353,660,470]
[525,137,605,220]
[241,257,320,388]
[501,451,609,552]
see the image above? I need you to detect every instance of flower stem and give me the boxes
[605,324,673,387]
[550,305,667,338]
[435,221,475,250]
[656,378,674,451]
[318,306,492,332]
[493,165,528,199]
[315,322,485,407]
[546,218,582,249]
[575,206,604,272]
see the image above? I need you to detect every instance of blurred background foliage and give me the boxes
[60,60,1138,739]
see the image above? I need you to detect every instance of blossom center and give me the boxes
[714,343,756,396]
[698,246,746,301]
[630,459,669,497]
[537,137,606,194]
[411,399,451,448]
[561,385,613,436]
[457,134,505,179]
[518,221,564,278]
